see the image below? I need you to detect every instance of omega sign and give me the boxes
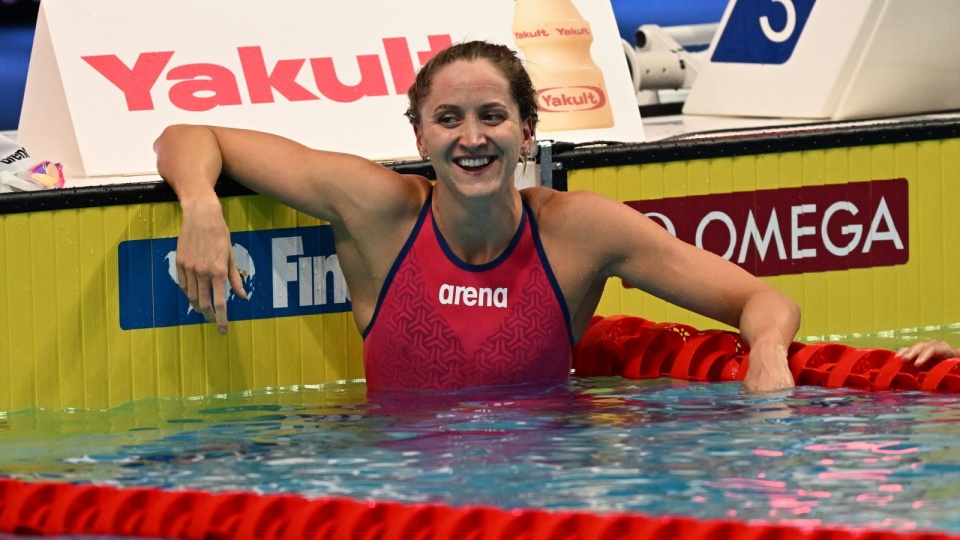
[626,179,908,277]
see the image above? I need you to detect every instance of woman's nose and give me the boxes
[459,117,487,148]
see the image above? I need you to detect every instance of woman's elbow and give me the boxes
[154,124,202,151]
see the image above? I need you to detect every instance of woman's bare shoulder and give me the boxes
[521,187,622,228]
[336,170,432,225]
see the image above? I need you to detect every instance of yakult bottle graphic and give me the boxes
[512,0,615,131]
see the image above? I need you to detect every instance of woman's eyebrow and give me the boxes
[429,104,463,116]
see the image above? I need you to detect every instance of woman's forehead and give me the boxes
[426,59,512,102]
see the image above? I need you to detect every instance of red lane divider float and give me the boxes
[573,315,960,392]
[2,477,959,540]
[5,316,960,539]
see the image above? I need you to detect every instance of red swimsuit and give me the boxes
[363,191,573,390]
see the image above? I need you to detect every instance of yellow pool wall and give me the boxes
[571,139,960,347]
[1,136,958,411]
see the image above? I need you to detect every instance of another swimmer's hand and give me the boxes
[741,342,795,394]
[176,197,247,334]
[897,340,958,367]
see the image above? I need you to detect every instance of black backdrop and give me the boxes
[0,0,39,25]
[0,0,40,26]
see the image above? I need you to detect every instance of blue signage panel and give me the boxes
[118,226,352,330]
[711,0,817,64]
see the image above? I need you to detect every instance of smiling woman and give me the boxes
[153,40,800,394]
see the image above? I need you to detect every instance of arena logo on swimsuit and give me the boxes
[117,225,351,330]
[81,35,453,112]
[626,179,908,277]
[438,284,508,308]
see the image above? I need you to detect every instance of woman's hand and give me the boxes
[897,340,958,367]
[741,341,795,394]
[176,196,247,334]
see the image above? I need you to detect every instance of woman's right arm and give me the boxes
[153,124,408,333]
[155,124,404,221]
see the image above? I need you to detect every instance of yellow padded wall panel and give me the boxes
[0,195,363,413]
[4,136,960,412]
[942,139,960,319]
[568,138,960,349]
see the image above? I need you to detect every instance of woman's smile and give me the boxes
[454,155,497,174]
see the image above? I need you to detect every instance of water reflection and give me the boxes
[1,378,960,532]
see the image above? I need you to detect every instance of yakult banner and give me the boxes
[17,0,642,178]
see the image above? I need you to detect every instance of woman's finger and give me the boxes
[196,273,216,322]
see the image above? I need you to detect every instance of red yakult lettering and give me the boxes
[167,63,242,112]
[626,179,909,277]
[309,55,388,103]
[514,28,550,40]
[556,27,591,36]
[82,52,174,111]
[81,34,453,112]
[537,86,607,112]
[238,46,318,104]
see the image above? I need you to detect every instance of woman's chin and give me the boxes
[445,171,512,199]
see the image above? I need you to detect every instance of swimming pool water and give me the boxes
[2,377,960,534]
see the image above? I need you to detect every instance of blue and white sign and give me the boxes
[118,226,351,330]
[685,0,960,120]
[711,0,817,64]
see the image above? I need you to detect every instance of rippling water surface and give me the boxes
[3,377,960,534]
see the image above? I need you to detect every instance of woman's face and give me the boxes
[413,59,534,201]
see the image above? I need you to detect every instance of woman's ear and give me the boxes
[521,117,535,158]
[412,123,427,160]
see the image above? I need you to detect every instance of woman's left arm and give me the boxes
[734,287,801,393]
[575,192,801,393]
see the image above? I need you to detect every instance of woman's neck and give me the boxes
[432,187,522,265]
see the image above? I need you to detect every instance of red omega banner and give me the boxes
[625,179,909,277]
[17,0,642,179]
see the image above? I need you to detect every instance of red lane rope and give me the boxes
[573,315,960,392]
[1,477,958,540]
[4,316,959,539]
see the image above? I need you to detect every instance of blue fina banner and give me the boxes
[117,225,352,330]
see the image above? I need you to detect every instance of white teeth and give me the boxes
[457,157,492,168]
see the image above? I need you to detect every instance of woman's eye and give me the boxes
[483,112,506,124]
[438,115,461,127]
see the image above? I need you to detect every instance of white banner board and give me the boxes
[684,0,960,120]
[17,0,643,179]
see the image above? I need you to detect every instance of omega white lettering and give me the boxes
[643,212,676,236]
[696,211,737,260]
[658,198,904,262]
[822,202,861,256]
[439,284,508,308]
[738,209,786,263]
[861,197,904,252]
[791,204,817,259]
